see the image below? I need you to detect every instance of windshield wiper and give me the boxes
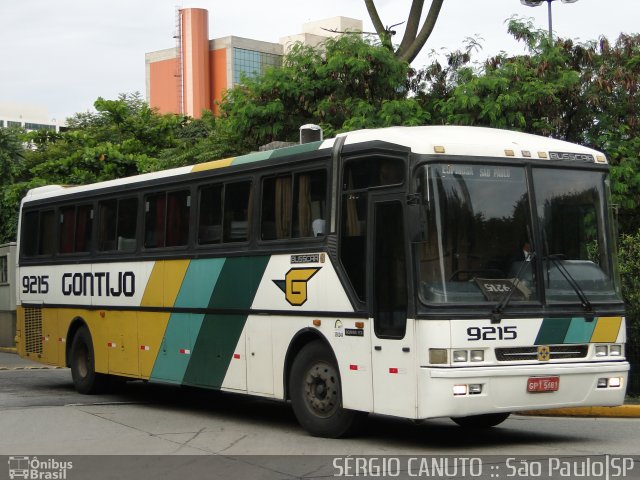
[491,253,535,324]
[547,254,594,316]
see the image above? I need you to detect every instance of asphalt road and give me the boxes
[0,352,638,479]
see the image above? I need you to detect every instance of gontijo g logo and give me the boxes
[273,267,321,306]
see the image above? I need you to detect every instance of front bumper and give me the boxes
[417,361,630,419]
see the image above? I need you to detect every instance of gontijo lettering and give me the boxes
[62,271,135,297]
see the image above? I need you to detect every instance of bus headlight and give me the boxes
[470,350,484,362]
[595,345,608,357]
[609,345,622,357]
[453,350,468,362]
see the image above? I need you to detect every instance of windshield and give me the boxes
[414,163,621,306]
[533,168,621,303]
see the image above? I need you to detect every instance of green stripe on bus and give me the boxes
[149,313,204,384]
[150,258,226,383]
[534,318,572,345]
[175,258,226,308]
[270,141,322,159]
[231,150,274,166]
[563,317,598,344]
[183,256,270,388]
[208,256,270,310]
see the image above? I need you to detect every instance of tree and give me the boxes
[364,0,444,63]
[0,127,28,242]
[0,126,25,186]
[420,18,640,232]
[220,35,429,150]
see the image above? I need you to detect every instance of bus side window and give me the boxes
[261,175,292,240]
[39,211,56,256]
[145,193,166,248]
[198,184,223,245]
[224,181,252,243]
[59,206,77,254]
[75,205,93,253]
[22,211,40,257]
[58,204,93,254]
[98,198,138,252]
[166,190,190,247]
[261,170,326,241]
[117,198,138,251]
[294,170,326,238]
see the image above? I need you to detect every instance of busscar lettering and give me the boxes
[62,271,135,297]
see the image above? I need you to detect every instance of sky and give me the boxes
[1,0,639,121]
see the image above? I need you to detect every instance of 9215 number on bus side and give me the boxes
[467,326,517,341]
[22,275,49,294]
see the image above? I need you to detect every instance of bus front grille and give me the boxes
[24,306,43,355]
[495,345,589,361]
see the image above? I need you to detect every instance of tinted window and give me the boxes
[59,204,93,254]
[98,198,138,252]
[343,156,404,190]
[261,170,327,241]
[198,184,223,244]
[224,182,252,243]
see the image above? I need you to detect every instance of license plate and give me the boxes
[527,376,560,393]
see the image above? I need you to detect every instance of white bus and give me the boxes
[16,126,628,437]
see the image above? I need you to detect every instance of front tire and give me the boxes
[70,326,108,394]
[289,340,365,438]
[451,412,510,429]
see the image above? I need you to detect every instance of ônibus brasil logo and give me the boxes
[8,456,73,480]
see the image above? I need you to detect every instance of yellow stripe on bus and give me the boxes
[191,158,234,172]
[590,316,622,343]
[141,260,189,307]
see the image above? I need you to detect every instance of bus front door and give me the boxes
[369,197,417,418]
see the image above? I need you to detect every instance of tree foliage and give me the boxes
[220,35,428,148]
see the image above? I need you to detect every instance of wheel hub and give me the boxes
[304,362,339,417]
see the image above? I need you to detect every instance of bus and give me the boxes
[15,126,629,437]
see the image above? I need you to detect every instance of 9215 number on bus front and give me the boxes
[467,326,517,341]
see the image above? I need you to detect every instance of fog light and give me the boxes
[469,384,483,395]
[609,377,622,388]
[597,378,608,388]
[430,349,448,364]
[595,345,608,357]
[470,350,484,362]
[453,385,467,396]
[610,345,622,357]
[453,350,468,362]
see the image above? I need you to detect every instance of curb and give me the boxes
[519,405,640,418]
[0,347,17,354]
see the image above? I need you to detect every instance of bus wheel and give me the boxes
[70,326,107,394]
[289,340,365,438]
[451,412,510,429]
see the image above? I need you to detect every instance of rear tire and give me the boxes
[289,340,366,438]
[451,412,510,429]
[70,326,108,394]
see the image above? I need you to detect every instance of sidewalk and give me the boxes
[0,350,62,370]
[519,404,640,418]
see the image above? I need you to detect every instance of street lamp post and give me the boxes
[520,0,579,42]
